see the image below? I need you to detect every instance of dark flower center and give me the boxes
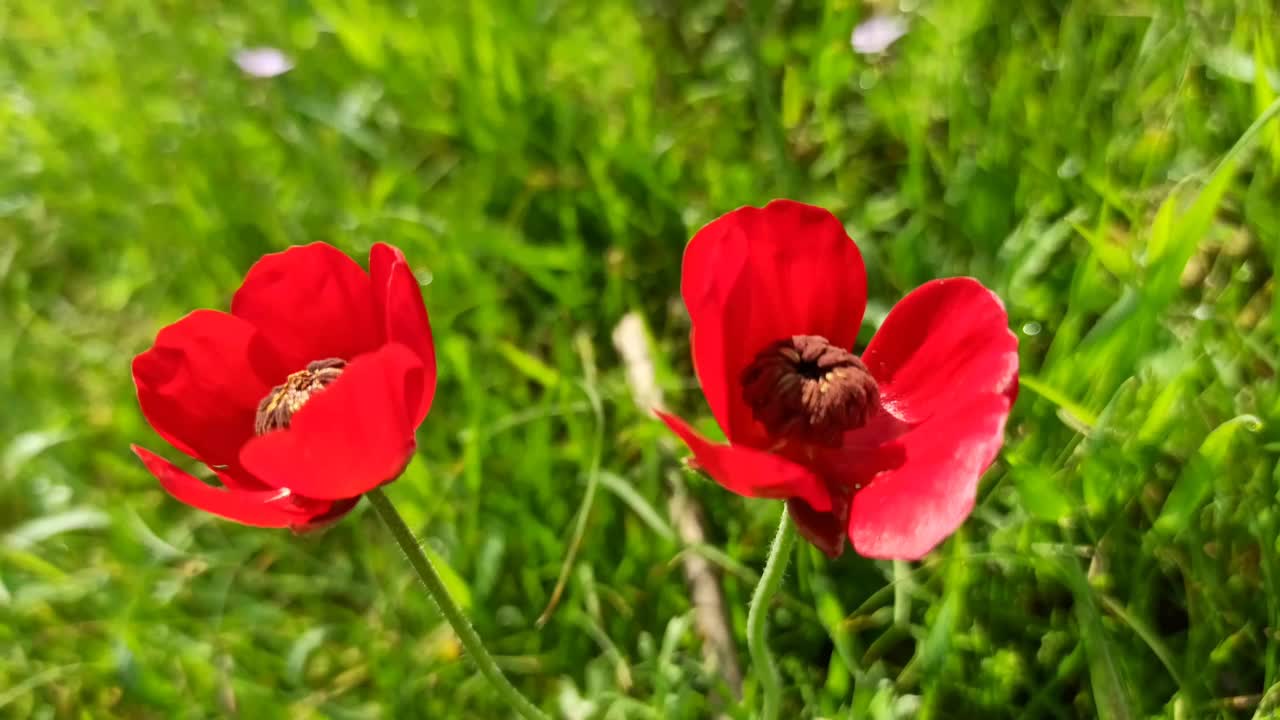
[254,358,346,435]
[740,335,879,447]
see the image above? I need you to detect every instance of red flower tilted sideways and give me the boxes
[132,242,436,530]
[658,201,1019,560]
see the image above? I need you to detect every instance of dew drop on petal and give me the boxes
[234,47,294,78]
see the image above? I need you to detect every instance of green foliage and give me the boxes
[3,0,1280,717]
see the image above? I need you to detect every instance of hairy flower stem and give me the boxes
[746,507,796,720]
[367,488,548,720]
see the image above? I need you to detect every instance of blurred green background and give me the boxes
[3,0,1280,717]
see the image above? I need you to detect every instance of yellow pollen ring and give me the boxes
[254,359,346,435]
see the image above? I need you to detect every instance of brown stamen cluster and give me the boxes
[255,358,346,435]
[740,335,879,447]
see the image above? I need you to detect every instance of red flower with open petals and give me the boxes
[132,242,436,530]
[658,200,1018,560]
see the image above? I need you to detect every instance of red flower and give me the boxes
[131,242,436,530]
[658,201,1018,560]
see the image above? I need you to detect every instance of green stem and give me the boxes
[366,488,547,720]
[746,507,796,720]
[743,0,798,196]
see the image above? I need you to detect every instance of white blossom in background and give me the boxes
[851,15,908,55]
[234,47,294,78]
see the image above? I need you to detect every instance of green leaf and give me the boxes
[781,66,807,129]
[1148,96,1280,306]
[814,590,861,681]
[1155,415,1263,535]
[1135,363,1196,446]
[597,471,675,541]
[286,627,328,685]
[5,508,109,549]
[1081,378,1139,515]
[1015,466,1078,524]
[1098,595,1193,701]
[497,340,562,389]
[1061,559,1135,720]
[1019,375,1099,429]
[1071,219,1133,278]
[423,545,472,611]
[2,429,72,481]
[1144,191,1178,265]
[918,590,960,677]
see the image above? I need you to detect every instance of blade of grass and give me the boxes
[1061,558,1135,720]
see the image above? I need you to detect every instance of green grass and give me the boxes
[3,0,1280,717]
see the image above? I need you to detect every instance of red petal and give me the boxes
[132,310,287,474]
[133,445,305,527]
[684,200,867,447]
[847,393,1011,560]
[231,242,380,370]
[290,497,361,533]
[808,410,912,490]
[861,277,1018,425]
[370,242,436,425]
[787,497,848,558]
[215,466,275,492]
[368,242,405,337]
[239,343,424,499]
[656,410,833,512]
